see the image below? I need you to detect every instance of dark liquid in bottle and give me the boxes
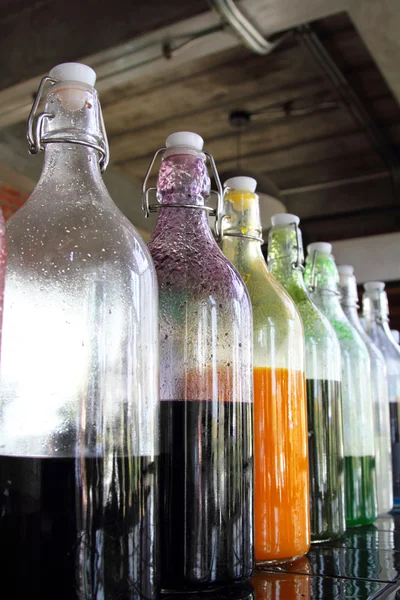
[0,454,158,600]
[389,398,400,505]
[345,455,377,526]
[159,400,253,591]
[306,379,345,541]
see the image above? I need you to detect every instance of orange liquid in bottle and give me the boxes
[254,367,310,563]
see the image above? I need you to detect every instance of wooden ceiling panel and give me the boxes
[103,39,323,139]
[114,108,363,176]
[108,78,331,163]
[284,176,395,219]
[100,46,252,108]
[115,129,384,188]
[266,152,386,190]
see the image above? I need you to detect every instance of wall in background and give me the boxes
[330,232,400,283]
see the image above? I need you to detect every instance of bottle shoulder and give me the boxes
[149,230,250,307]
[277,279,336,345]
[238,260,300,320]
[368,325,400,362]
[6,190,156,280]
[313,296,369,357]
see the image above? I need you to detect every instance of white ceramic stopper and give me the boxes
[364,281,385,292]
[49,62,96,86]
[49,62,96,111]
[224,176,257,192]
[307,242,332,255]
[165,132,204,151]
[337,265,354,276]
[271,213,300,226]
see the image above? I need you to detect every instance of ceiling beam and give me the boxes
[0,0,400,132]
[284,175,395,219]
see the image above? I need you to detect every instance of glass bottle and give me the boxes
[304,243,377,526]
[221,179,309,563]
[268,214,345,541]
[363,281,400,507]
[0,63,159,600]
[0,207,6,355]
[338,265,393,515]
[145,133,253,591]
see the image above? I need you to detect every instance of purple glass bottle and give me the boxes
[145,132,253,592]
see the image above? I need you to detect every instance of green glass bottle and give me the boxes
[304,242,378,527]
[221,178,310,563]
[268,214,345,541]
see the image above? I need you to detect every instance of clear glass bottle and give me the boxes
[338,266,393,515]
[268,214,345,542]
[145,133,253,591]
[0,63,159,599]
[363,281,400,507]
[304,243,377,526]
[221,179,310,563]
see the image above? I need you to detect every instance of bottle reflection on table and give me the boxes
[252,557,311,600]
[162,583,255,600]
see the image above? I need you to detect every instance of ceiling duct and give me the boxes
[210,0,288,55]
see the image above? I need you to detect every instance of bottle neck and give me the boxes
[221,189,265,263]
[363,292,390,324]
[39,143,103,184]
[304,251,340,296]
[222,190,262,238]
[41,81,107,164]
[151,152,215,243]
[339,277,361,326]
[34,81,107,194]
[157,152,210,206]
[267,224,309,299]
[310,287,344,319]
[222,235,265,266]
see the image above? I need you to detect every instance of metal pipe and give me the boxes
[210,0,289,55]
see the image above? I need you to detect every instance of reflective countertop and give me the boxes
[163,515,400,599]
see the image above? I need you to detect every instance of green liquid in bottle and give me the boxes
[344,456,377,526]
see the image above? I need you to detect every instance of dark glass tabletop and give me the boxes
[162,515,400,599]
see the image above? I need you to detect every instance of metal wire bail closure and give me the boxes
[308,249,341,296]
[291,221,304,271]
[27,76,57,155]
[141,146,225,241]
[220,187,264,243]
[308,249,318,291]
[27,75,109,173]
